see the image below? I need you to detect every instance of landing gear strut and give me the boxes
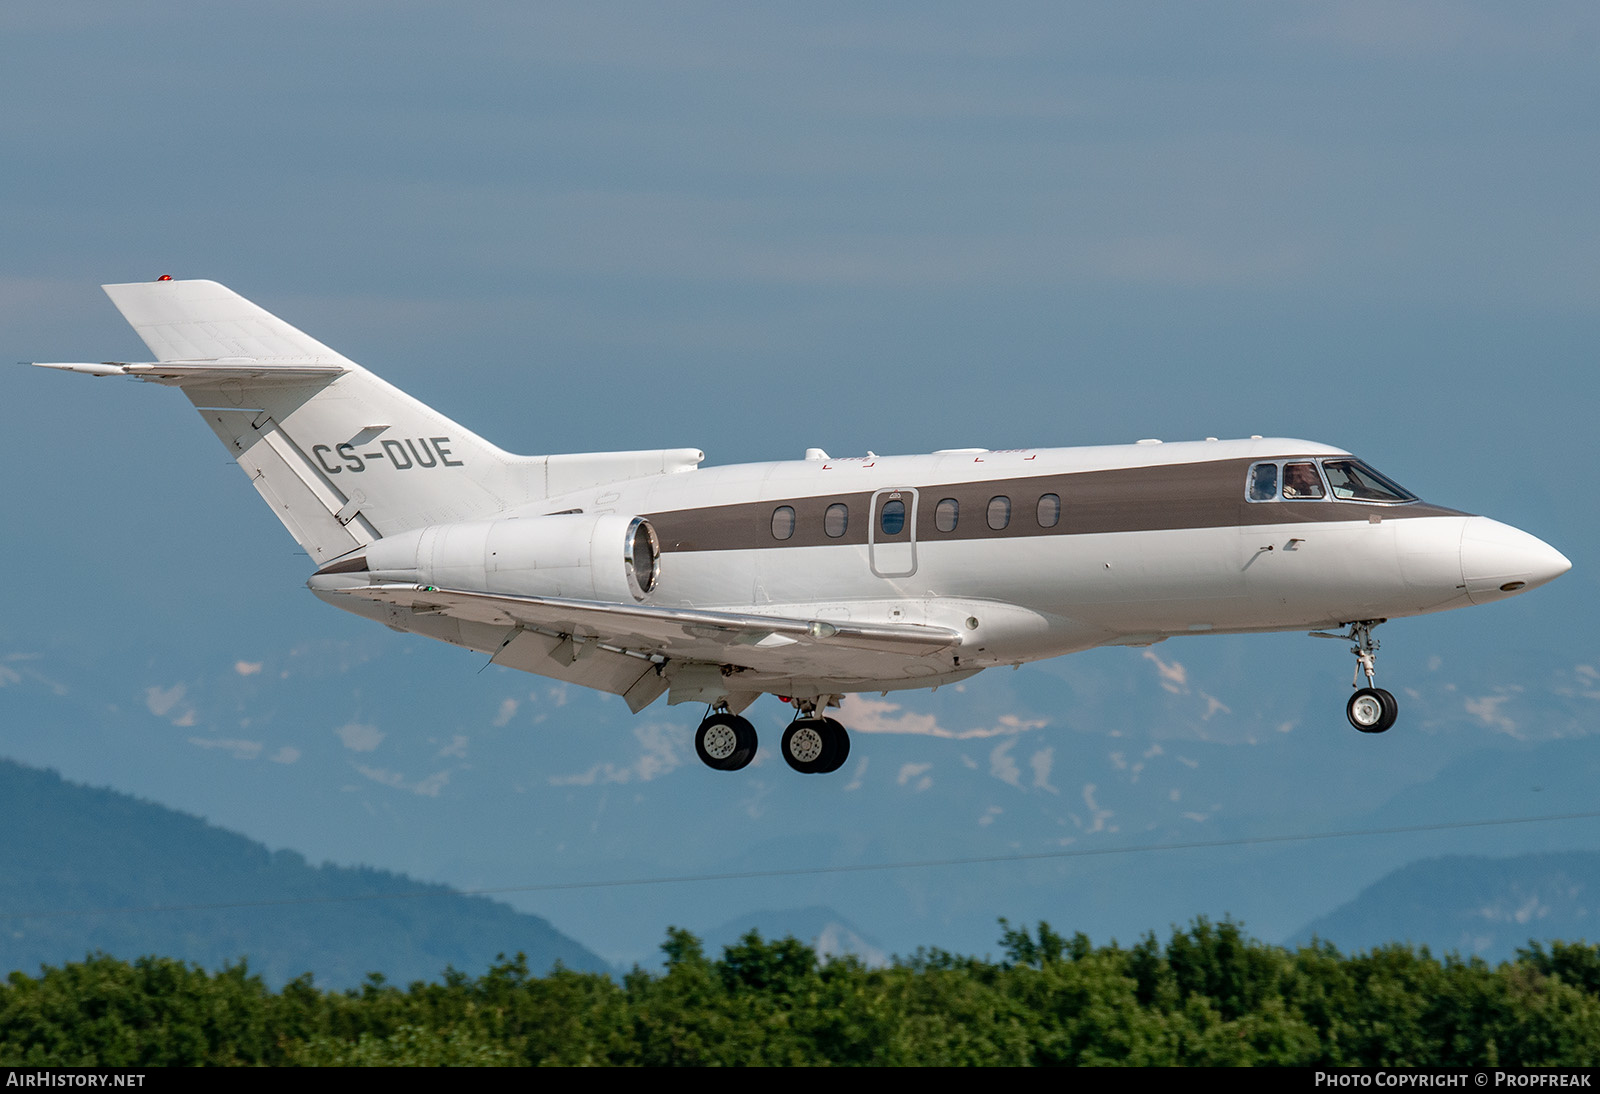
[695,706,757,771]
[1314,620,1398,734]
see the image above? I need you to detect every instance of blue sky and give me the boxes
[3,2,1598,968]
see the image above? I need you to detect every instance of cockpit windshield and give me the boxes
[1320,459,1417,503]
[1246,458,1419,504]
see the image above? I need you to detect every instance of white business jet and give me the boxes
[39,279,1571,775]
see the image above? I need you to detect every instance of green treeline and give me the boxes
[3,918,1599,1066]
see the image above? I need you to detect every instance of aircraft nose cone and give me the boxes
[1459,517,1572,604]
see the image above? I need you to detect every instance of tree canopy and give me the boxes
[3,919,1597,1066]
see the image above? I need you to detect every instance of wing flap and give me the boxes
[336,584,964,665]
[492,628,668,712]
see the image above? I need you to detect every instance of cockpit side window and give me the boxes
[1247,462,1279,502]
[1321,459,1417,503]
[1281,461,1326,499]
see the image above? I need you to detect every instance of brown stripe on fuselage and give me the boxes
[644,457,1468,553]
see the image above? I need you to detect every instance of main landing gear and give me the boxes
[1313,619,1398,734]
[692,699,853,775]
[694,708,757,771]
[780,715,850,775]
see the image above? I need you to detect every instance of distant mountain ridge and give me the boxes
[0,758,608,988]
[1292,852,1600,964]
[700,906,891,967]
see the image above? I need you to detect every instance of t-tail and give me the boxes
[36,279,703,563]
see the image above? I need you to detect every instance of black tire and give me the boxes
[1375,687,1399,732]
[781,719,831,774]
[1347,687,1398,734]
[815,717,850,774]
[726,716,757,771]
[696,713,757,770]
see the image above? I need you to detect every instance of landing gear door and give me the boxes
[869,488,918,578]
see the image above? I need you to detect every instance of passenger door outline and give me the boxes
[869,488,918,578]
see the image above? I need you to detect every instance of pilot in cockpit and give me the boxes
[1281,462,1324,499]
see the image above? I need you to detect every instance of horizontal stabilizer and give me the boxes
[32,362,129,377]
[33,360,347,384]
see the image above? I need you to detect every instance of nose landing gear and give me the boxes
[1313,620,1399,734]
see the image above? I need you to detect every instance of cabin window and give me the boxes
[1036,493,1060,528]
[771,505,795,540]
[1248,463,1279,502]
[935,498,959,533]
[1282,461,1326,500]
[824,503,849,538]
[1321,459,1417,503]
[987,496,1011,531]
[880,499,906,536]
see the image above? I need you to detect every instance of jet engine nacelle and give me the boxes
[363,514,661,602]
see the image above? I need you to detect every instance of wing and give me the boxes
[333,583,964,711]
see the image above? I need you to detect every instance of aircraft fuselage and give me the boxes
[316,437,1565,702]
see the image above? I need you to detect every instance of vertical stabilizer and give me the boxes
[98,280,540,562]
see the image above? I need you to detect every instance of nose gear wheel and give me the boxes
[1347,687,1398,733]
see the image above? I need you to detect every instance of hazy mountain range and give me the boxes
[1295,853,1600,965]
[3,751,1598,987]
[0,759,608,988]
